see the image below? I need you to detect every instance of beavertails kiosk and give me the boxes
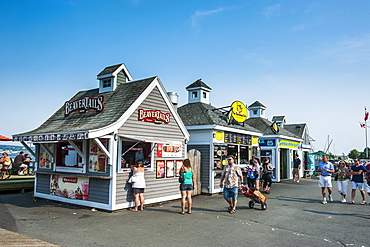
[13,64,189,211]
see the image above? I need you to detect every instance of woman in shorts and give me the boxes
[178,158,194,214]
[335,161,350,203]
[131,161,146,211]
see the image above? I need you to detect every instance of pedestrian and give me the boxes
[254,158,262,190]
[14,151,27,175]
[349,158,366,204]
[24,154,33,174]
[335,161,350,203]
[262,157,274,194]
[317,155,334,204]
[365,163,370,204]
[292,154,301,183]
[245,159,258,189]
[0,152,12,179]
[131,161,146,211]
[220,155,243,214]
[178,158,194,215]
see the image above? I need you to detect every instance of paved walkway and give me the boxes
[0,228,59,246]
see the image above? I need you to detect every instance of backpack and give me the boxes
[249,170,258,179]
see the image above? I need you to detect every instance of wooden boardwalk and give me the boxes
[0,228,59,246]
[0,174,34,193]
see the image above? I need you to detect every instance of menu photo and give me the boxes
[166,160,174,178]
[175,160,183,177]
[156,160,165,178]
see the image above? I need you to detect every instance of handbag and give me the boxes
[128,174,137,184]
[178,173,185,183]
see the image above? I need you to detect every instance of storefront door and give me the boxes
[260,149,276,179]
[279,149,289,179]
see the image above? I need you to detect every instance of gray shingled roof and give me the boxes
[284,124,307,139]
[17,77,156,135]
[177,102,262,134]
[186,79,212,90]
[97,64,123,77]
[249,101,266,108]
[245,117,301,139]
[272,116,286,122]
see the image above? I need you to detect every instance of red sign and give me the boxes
[62,177,78,183]
[65,95,104,117]
[138,108,171,124]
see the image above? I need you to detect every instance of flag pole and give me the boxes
[366,120,368,158]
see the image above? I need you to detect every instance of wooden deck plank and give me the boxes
[0,228,59,246]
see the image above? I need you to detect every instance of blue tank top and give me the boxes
[182,168,193,184]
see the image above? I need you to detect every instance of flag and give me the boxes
[360,123,366,128]
[365,107,369,121]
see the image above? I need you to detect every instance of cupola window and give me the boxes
[102,79,112,88]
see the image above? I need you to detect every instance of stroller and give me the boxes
[241,185,267,210]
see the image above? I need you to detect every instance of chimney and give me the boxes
[167,92,178,109]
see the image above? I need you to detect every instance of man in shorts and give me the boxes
[366,163,370,204]
[317,155,334,204]
[292,154,301,183]
[349,159,366,204]
[220,155,243,214]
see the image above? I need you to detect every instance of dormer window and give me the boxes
[102,79,112,88]
[192,91,198,99]
[203,92,207,98]
[253,110,258,115]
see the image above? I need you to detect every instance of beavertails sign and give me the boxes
[64,96,104,117]
[138,108,171,124]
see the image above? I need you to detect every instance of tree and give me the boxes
[363,147,370,159]
[348,149,360,159]
[328,152,335,160]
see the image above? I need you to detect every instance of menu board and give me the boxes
[224,132,251,145]
[213,144,228,170]
[166,160,174,177]
[156,160,165,178]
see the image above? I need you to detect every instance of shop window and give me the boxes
[120,141,152,172]
[227,144,238,162]
[240,145,249,164]
[39,144,54,169]
[89,139,109,173]
[56,141,84,172]
[213,144,227,170]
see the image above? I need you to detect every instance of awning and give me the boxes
[119,134,179,144]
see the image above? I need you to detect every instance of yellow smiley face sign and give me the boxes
[230,101,247,123]
[214,131,224,141]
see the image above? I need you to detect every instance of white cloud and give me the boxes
[321,34,370,63]
[262,4,281,17]
[191,7,224,27]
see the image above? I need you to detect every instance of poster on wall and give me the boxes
[89,139,108,173]
[39,146,53,169]
[175,160,183,177]
[157,142,182,157]
[50,175,89,201]
[156,160,165,178]
[166,160,174,177]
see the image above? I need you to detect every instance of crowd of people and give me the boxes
[317,155,370,205]
[0,151,33,178]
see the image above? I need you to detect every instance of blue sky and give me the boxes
[1,0,370,155]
